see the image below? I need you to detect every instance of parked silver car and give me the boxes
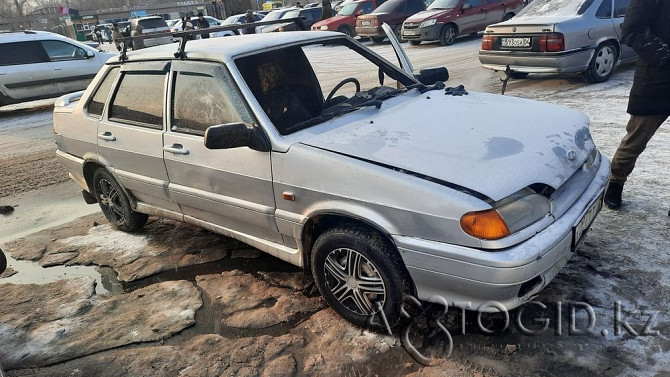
[0,31,115,107]
[53,28,608,328]
[478,0,636,82]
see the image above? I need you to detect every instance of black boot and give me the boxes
[604,182,623,210]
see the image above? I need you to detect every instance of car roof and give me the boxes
[0,30,72,43]
[109,31,342,63]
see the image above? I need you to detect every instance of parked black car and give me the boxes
[263,7,323,32]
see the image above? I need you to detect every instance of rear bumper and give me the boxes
[395,153,610,311]
[355,26,384,38]
[478,47,594,74]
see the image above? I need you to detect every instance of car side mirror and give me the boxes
[414,67,449,85]
[86,50,96,58]
[461,3,472,11]
[204,123,270,152]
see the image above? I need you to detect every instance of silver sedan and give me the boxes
[478,0,637,82]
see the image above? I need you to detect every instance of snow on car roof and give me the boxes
[108,31,343,63]
[515,0,592,20]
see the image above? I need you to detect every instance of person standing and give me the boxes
[104,26,112,44]
[244,10,256,35]
[196,12,210,39]
[111,23,123,51]
[604,0,670,209]
[321,0,333,20]
[94,27,103,44]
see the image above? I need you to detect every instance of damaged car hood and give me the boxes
[300,91,594,202]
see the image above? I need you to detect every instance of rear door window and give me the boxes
[109,71,166,129]
[0,41,46,66]
[87,67,120,118]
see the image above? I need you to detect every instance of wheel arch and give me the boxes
[300,212,416,295]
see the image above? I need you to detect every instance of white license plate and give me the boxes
[501,37,531,48]
[404,30,417,35]
[572,191,604,250]
[360,20,371,26]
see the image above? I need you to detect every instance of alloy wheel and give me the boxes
[97,178,125,223]
[594,45,615,77]
[323,247,386,316]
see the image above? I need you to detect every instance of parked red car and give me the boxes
[402,0,524,45]
[312,0,381,37]
[356,0,426,43]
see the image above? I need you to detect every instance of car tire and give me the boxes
[409,40,421,46]
[311,225,413,329]
[439,24,457,46]
[337,25,355,37]
[583,42,618,83]
[370,36,385,44]
[0,248,6,275]
[93,169,148,232]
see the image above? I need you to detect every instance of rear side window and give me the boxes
[0,41,46,66]
[171,62,252,136]
[361,2,375,13]
[614,0,629,17]
[87,67,119,118]
[110,71,165,129]
[596,0,612,18]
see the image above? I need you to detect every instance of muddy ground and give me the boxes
[0,38,668,376]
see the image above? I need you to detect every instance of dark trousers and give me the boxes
[610,114,668,184]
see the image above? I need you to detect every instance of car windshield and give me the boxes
[235,37,431,135]
[338,3,359,15]
[516,0,596,18]
[427,0,460,10]
[167,19,179,27]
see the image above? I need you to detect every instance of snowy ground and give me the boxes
[0,36,668,376]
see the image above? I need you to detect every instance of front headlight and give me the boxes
[320,25,329,30]
[420,19,437,28]
[460,188,551,240]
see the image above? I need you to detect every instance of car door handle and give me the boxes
[163,144,189,155]
[479,8,486,12]
[97,132,116,141]
[52,68,63,71]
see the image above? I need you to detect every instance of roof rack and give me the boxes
[0,30,37,34]
[118,17,305,62]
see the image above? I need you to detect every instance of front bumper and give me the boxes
[478,47,595,74]
[401,23,441,41]
[394,153,610,311]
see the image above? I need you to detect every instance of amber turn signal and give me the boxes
[460,209,511,240]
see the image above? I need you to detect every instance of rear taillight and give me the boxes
[372,18,380,26]
[481,35,493,50]
[538,33,564,52]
